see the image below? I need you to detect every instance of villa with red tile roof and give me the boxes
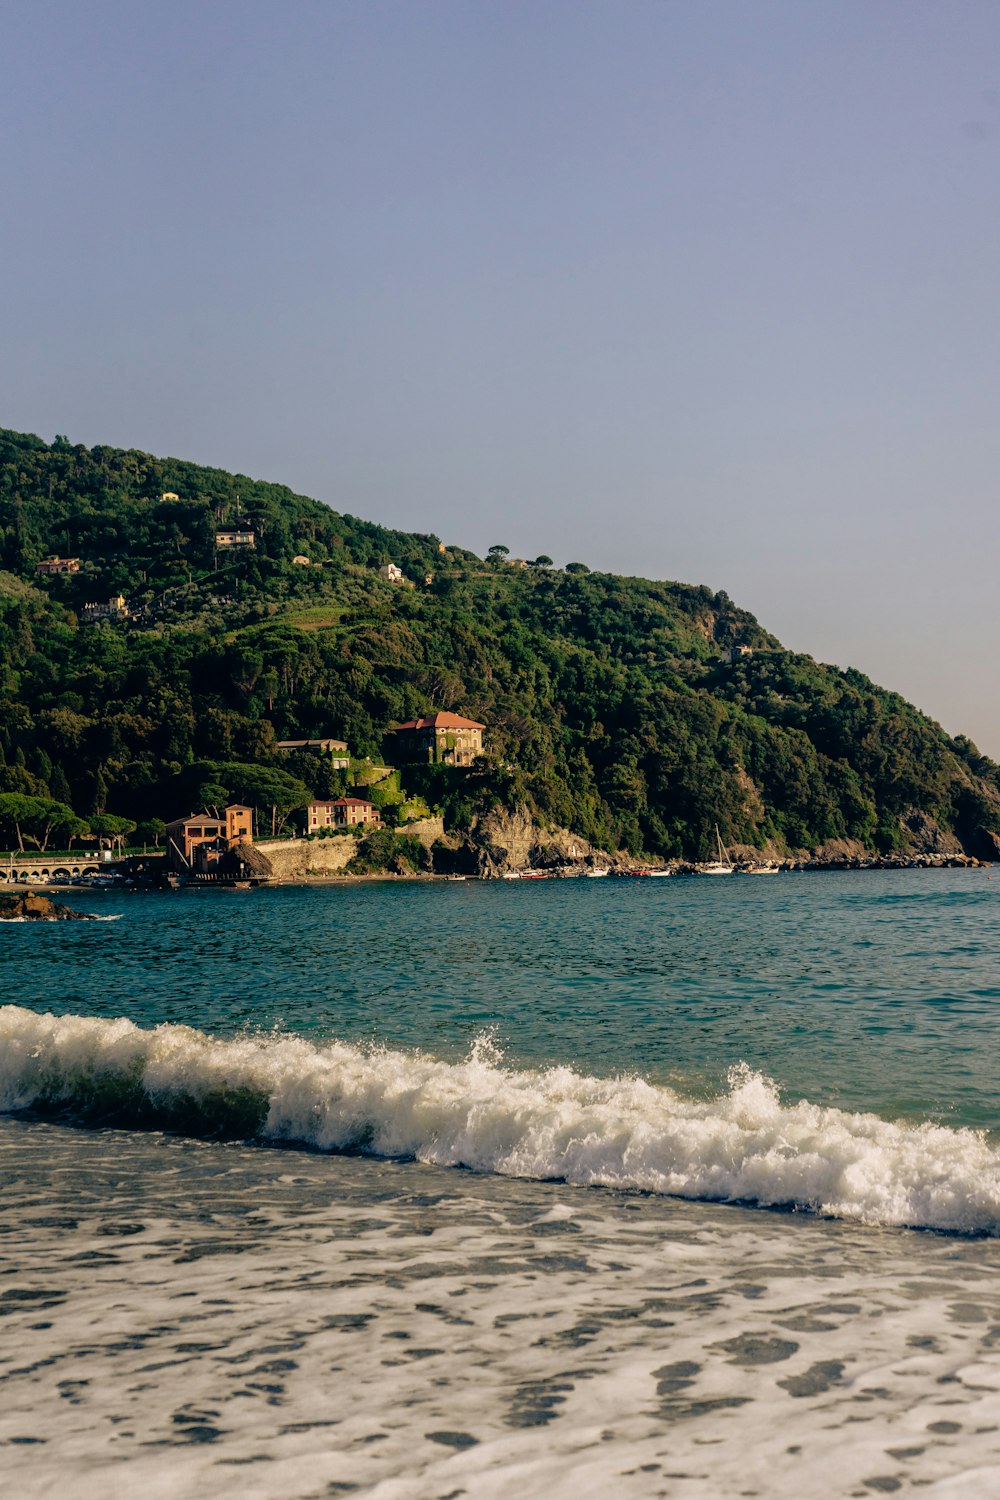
[387,711,485,767]
[306,797,381,831]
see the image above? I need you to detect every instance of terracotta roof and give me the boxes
[391,712,485,731]
[310,797,374,808]
[276,738,348,751]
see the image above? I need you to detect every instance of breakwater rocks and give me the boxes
[797,852,986,873]
[0,892,96,921]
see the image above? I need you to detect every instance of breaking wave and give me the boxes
[2,1004,998,1234]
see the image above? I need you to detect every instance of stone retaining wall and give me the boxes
[255,817,446,881]
[398,816,446,849]
[255,837,357,880]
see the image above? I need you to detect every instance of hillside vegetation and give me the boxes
[1,426,998,859]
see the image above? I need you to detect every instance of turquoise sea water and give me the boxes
[3,868,998,1129]
[7,868,1000,1497]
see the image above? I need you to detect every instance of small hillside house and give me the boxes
[379,562,404,582]
[82,594,130,622]
[36,556,80,575]
[388,712,485,767]
[215,530,256,550]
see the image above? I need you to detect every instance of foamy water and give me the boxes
[5,875,1000,1495]
[0,912,123,922]
[3,1116,1000,1500]
[4,1003,999,1234]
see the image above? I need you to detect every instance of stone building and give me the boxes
[36,556,80,575]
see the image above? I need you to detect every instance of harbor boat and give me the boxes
[586,868,610,878]
[641,868,672,878]
[700,825,734,876]
[744,863,780,875]
[501,871,522,880]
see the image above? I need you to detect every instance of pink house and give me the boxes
[307,797,381,831]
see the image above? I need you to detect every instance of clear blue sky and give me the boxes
[2,1,998,752]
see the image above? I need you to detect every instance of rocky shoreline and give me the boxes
[0,892,96,921]
[0,858,988,900]
[0,804,992,898]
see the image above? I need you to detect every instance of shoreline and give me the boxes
[1,858,992,897]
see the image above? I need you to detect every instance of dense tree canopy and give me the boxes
[1,426,998,858]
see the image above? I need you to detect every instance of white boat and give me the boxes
[744,863,780,875]
[501,871,522,880]
[586,868,610,878]
[700,825,734,875]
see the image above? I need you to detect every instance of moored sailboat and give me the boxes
[700,824,734,875]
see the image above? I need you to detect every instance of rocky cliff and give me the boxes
[440,805,615,876]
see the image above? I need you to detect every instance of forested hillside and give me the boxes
[1,426,998,859]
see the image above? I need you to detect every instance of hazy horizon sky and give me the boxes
[2,2,998,752]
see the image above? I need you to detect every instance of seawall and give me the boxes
[256,816,446,882]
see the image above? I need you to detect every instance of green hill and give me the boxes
[1,425,998,859]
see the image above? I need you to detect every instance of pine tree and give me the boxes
[91,766,108,816]
[50,764,73,806]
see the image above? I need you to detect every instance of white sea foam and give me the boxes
[7,1116,1000,1500]
[0,913,123,922]
[1,1003,998,1234]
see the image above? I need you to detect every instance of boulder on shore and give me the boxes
[0,891,97,921]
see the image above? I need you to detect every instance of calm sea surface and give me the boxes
[4,869,1000,1498]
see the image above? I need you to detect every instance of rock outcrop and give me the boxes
[0,892,96,921]
[218,842,274,879]
[448,804,614,877]
[899,810,964,856]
